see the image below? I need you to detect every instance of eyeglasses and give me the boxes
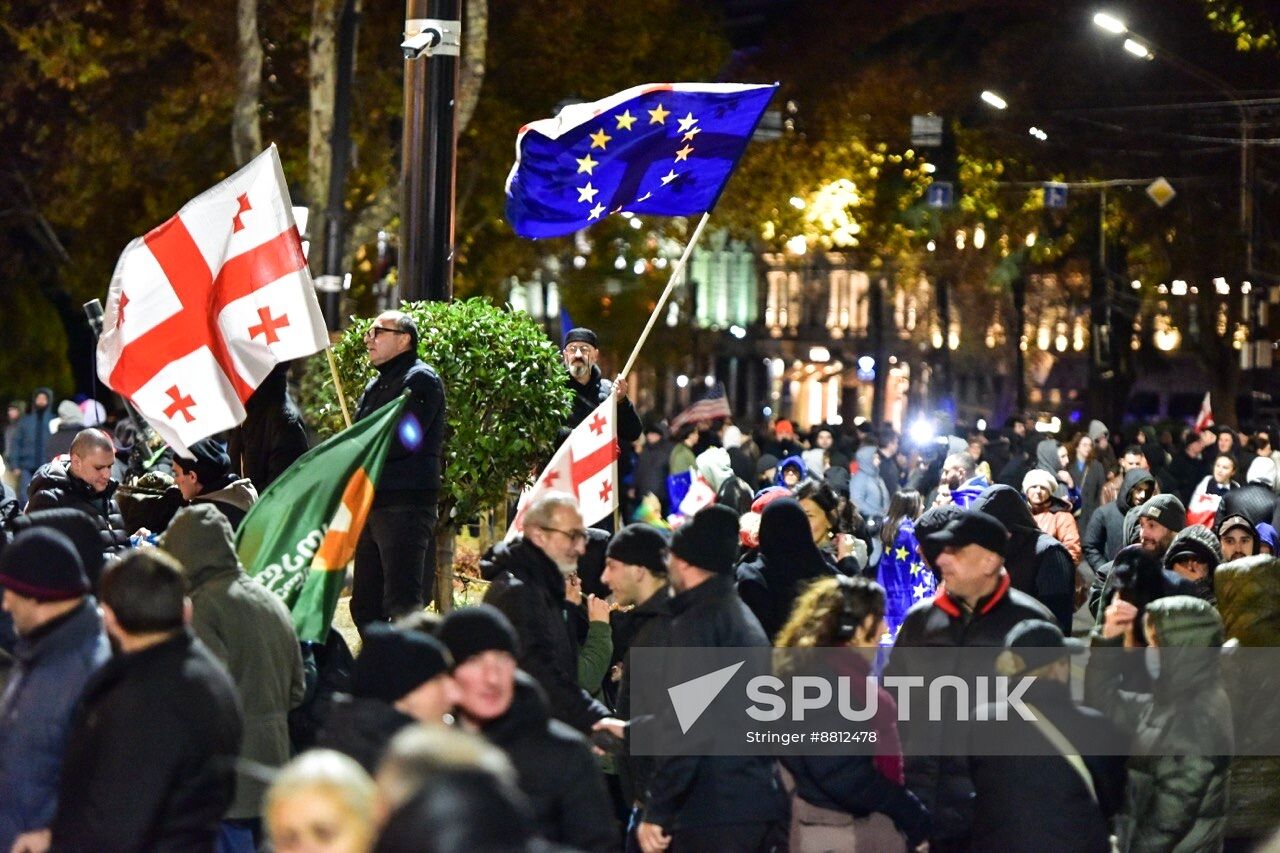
[365,325,409,338]
[564,344,595,355]
[539,526,589,545]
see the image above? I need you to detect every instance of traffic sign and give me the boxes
[911,115,944,148]
[926,182,954,209]
[1146,177,1176,208]
[1043,182,1068,208]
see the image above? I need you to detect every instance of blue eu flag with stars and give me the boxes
[505,82,778,239]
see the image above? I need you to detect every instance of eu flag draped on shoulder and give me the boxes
[505,82,777,239]
[96,146,329,455]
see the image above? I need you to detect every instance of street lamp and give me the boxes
[1091,9,1254,274]
[980,90,1008,110]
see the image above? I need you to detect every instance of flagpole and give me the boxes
[618,211,712,381]
[326,347,353,428]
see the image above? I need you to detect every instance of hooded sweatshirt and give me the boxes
[158,504,304,819]
[1083,467,1156,569]
[970,484,1076,631]
[735,498,835,640]
[1086,597,1232,853]
[45,400,85,460]
[697,446,750,514]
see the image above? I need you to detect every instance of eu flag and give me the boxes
[505,82,778,239]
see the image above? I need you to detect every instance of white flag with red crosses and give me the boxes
[506,395,619,539]
[96,146,328,455]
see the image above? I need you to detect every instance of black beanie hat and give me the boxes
[606,524,670,576]
[438,604,520,666]
[0,527,89,602]
[350,624,453,704]
[175,438,231,487]
[10,509,108,588]
[915,504,966,566]
[670,504,740,575]
[564,328,598,348]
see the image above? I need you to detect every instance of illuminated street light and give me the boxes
[1123,38,1153,59]
[980,90,1008,110]
[1092,11,1127,34]
[1028,126,1048,141]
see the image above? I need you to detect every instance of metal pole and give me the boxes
[870,272,888,430]
[1012,275,1027,413]
[320,0,360,329]
[400,0,460,303]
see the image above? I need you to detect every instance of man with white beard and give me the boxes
[481,492,614,734]
[557,327,643,451]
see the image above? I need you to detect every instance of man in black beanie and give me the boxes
[171,438,258,530]
[602,505,788,852]
[558,328,643,520]
[439,604,619,852]
[317,623,459,772]
[601,525,673,810]
[0,528,110,853]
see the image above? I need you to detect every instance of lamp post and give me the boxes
[1092,10,1254,275]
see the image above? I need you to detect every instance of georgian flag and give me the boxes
[507,395,619,539]
[96,145,328,455]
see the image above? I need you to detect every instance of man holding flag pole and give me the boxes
[505,81,777,537]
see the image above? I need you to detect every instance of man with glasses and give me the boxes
[351,310,446,633]
[481,491,611,733]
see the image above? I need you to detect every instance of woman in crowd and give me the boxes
[1024,469,1083,565]
[1069,432,1106,532]
[1192,454,1240,502]
[736,497,836,641]
[794,478,871,575]
[775,576,930,852]
[265,750,378,853]
[875,490,931,636]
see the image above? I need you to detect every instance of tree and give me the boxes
[304,298,571,608]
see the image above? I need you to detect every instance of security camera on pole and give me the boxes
[400,0,461,303]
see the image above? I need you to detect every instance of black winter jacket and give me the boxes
[355,350,445,503]
[641,575,788,832]
[1219,481,1277,529]
[1083,468,1156,569]
[315,693,413,774]
[228,365,309,494]
[26,461,130,557]
[970,485,1076,632]
[969,678,1127,853]
[886,575,1054,841]
[481,673,619,851]
[560,365,643,450]
[609,586,673,806]
[51,631,243,852]
[482,538,609,733]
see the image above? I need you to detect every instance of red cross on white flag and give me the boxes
[506,394,619,539]
[96,146,329,455]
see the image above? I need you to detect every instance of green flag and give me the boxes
[236,395,408,642]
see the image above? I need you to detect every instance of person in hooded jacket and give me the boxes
[1214,553,1280,848]
[8,387,53,500]
[776,453,808,490]
[970,484,1076,632]
[44,400,84,461]
[171,438,259,531]
[157,504,305,831]
[736,497,837,641]
[439,605,618,852]
[1162,524,1222,604]
[1083,467,1156,569]
[1034,438,1080,509]
[227,362,309,495]
[1217,454,1279,530]
[1088,596,1233,853]
[849,445,890,527]
[25,429,130,559]
[1024,469,1082,565]
[696,445,752,515]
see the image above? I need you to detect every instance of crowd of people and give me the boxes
[2,324,1279,852]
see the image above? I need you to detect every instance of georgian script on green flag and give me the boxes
[236,395,408,641]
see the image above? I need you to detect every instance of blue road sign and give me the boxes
[926,182,954,209]
[1043,182,1068,208]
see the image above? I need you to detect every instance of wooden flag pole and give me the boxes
[618,211,712,381]
[326,347,353,428]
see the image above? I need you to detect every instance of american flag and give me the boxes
[669,383,732,432]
